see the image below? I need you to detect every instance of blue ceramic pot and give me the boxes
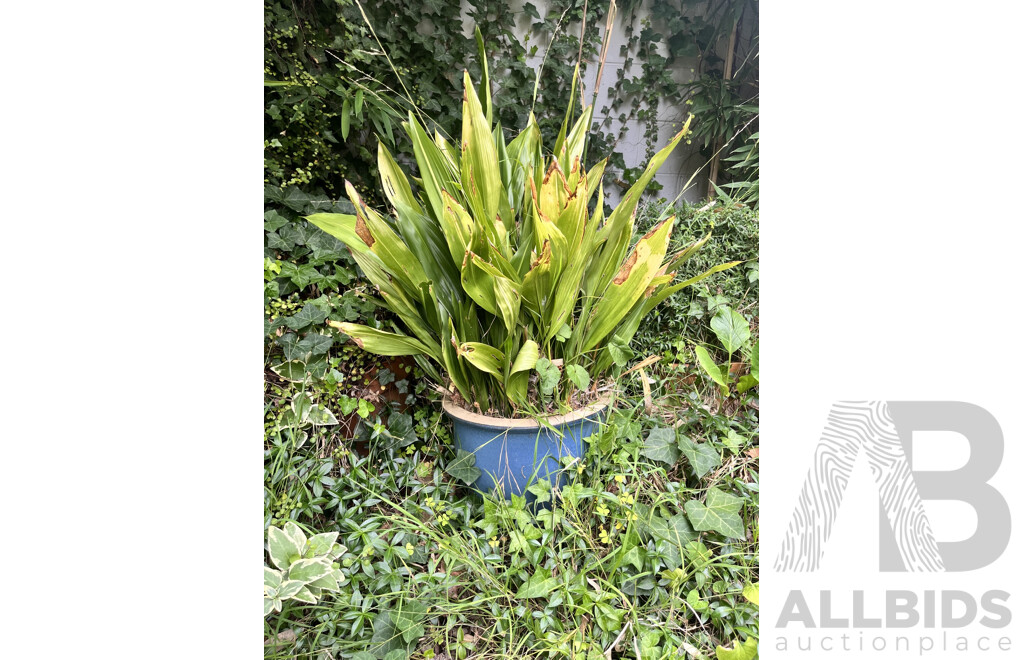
[442,398,609,498]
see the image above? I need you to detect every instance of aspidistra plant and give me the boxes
[309,61,738,417]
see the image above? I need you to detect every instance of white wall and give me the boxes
[463,0,733,206]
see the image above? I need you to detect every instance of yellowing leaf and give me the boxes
[329,322,438,360]
[461,71,502,230]
[583,216,674,350]
[458,342,506,378]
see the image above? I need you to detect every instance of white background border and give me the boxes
[762,1,1023,657]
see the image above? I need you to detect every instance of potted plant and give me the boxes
[309,65,737,497]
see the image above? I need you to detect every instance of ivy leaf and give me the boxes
[298,332,333,356]
[445,449,481,485]
[264,209,290,232]
[641,427,679,465]
[516,568,558,599]
[684,487,746,539]
[306,405,338,426]
[715,636,758,660]
[649,513,697,547]
[291,392,312,423]
[710,306,750,356]
[267,231,291,250]
[678,435,721,478]
[278,223,309,247]
[622,545,644,571]
[285,303,328,331]
[526,478,552,504]
[335,395,358,416]
[368,612,407,657]
[386,412,418,447]
[377,368,395,386]
[508,525,542,553]
[277,333,304,361]
[270,360,309,383]
[281,187,313,212]
[554,324,571,342]
[391,600,426,644]
[686,588,709,611]
[565,364,590,390]
[535,358,560,396]
[306,230,347,260]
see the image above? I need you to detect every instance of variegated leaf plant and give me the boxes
[264,521,347,616]
[309,64,739,417]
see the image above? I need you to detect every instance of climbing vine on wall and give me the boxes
[264,0,757,204]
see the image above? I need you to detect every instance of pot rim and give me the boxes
[442,395,611,430]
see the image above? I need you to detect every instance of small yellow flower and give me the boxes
[595,503,610,517]
[618,492,635,506]
[577,463,585,475]
[488,537,499,548]
[406,542,415,556]
[614,474,625,484]
[598,525,611,544]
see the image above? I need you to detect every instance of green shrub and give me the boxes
[265,521,348,616]
[309,67,738,416]
[633,199,758,357]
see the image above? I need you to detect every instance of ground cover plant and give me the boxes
[265,357,759,659]
[264,195,760,659]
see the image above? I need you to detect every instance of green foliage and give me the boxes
[264,370,759,658]
[311,71,739,416]
[264,0,757,211]
[716,635,759,660]
[633,199,759,358]
[265,522,348,615]
[693,305,758,397]
[719,131,759,207]
[685,487,746,539]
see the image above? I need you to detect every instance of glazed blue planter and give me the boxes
[442,398,609,498]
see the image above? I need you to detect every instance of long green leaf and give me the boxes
[458,342,506,379]
[461,71,502,235]
[585,118,691,297]
[583,216,674,351]
[378,143,422,214]
[329,322,438,360]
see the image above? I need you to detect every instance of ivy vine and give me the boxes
[264,0,758,205]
